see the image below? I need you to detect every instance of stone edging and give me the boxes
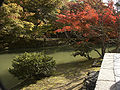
[95,53,120,90]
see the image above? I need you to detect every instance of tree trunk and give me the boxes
[101,38,106,59]
[86,53,92,60]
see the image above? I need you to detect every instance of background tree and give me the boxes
[0,0,69,50]
[0,3,35,49]
[54,0,119,59]
[4,0,69,38]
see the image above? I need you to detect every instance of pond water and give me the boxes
[0,46,114,89]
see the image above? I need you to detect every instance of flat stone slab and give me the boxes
[95,81,116,90]
[103,53,114,59]
[95,53,120,90]
[114,68,120,76]
[114,54,120,85]
[101,59,113,69]
[97,69,115,81]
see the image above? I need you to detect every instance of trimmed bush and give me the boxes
[9,52,56,80]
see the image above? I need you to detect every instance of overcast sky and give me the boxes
[102,0,118,5]
[102,0,119,9]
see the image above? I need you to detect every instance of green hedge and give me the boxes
[9,52,56,80]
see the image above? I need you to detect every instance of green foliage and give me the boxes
[4,0,69,37]
[73,42,93,60]
[5,0,66,24]
[0,3,35,49]
[9,52,56,80]
[0,3,35,41]
[0,0,69,49]
[0,3,35,35]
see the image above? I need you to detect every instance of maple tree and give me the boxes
[55,0,119,59]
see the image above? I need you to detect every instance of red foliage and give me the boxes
[55,1,118,43]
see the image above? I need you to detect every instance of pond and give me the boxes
[0,46,115,89]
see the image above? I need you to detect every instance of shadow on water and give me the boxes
[9,78,38,90]
[0,65,44,90]
[0,45,74,55]
[56,59,94,80]
[0,71,20,90]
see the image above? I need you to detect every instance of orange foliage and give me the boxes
[55,0,119,43]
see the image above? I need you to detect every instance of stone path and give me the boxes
[95,53,120,90]
[114,54,120,90]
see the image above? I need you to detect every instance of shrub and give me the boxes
[9,52,56,80]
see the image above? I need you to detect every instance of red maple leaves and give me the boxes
[55,1,118,41]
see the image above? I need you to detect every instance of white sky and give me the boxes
[102,0,118,6]
[102,0,119,9]
[102,0,118,4]
[70,0,120,10]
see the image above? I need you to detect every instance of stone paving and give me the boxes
[114,54,120,90]
[95,53,120,90]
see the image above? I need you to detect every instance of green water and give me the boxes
[0,53,21,89]
[0,46,115,89]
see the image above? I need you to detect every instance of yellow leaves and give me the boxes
[2,4,11,14]
[1,3,23,21]
[17,23,24,29]
[2,3,23,14]
[0,3,35,32]
[24,12,35,17]
[23,21,35,31]
[56,9,61,13]
[38,21,45,27]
